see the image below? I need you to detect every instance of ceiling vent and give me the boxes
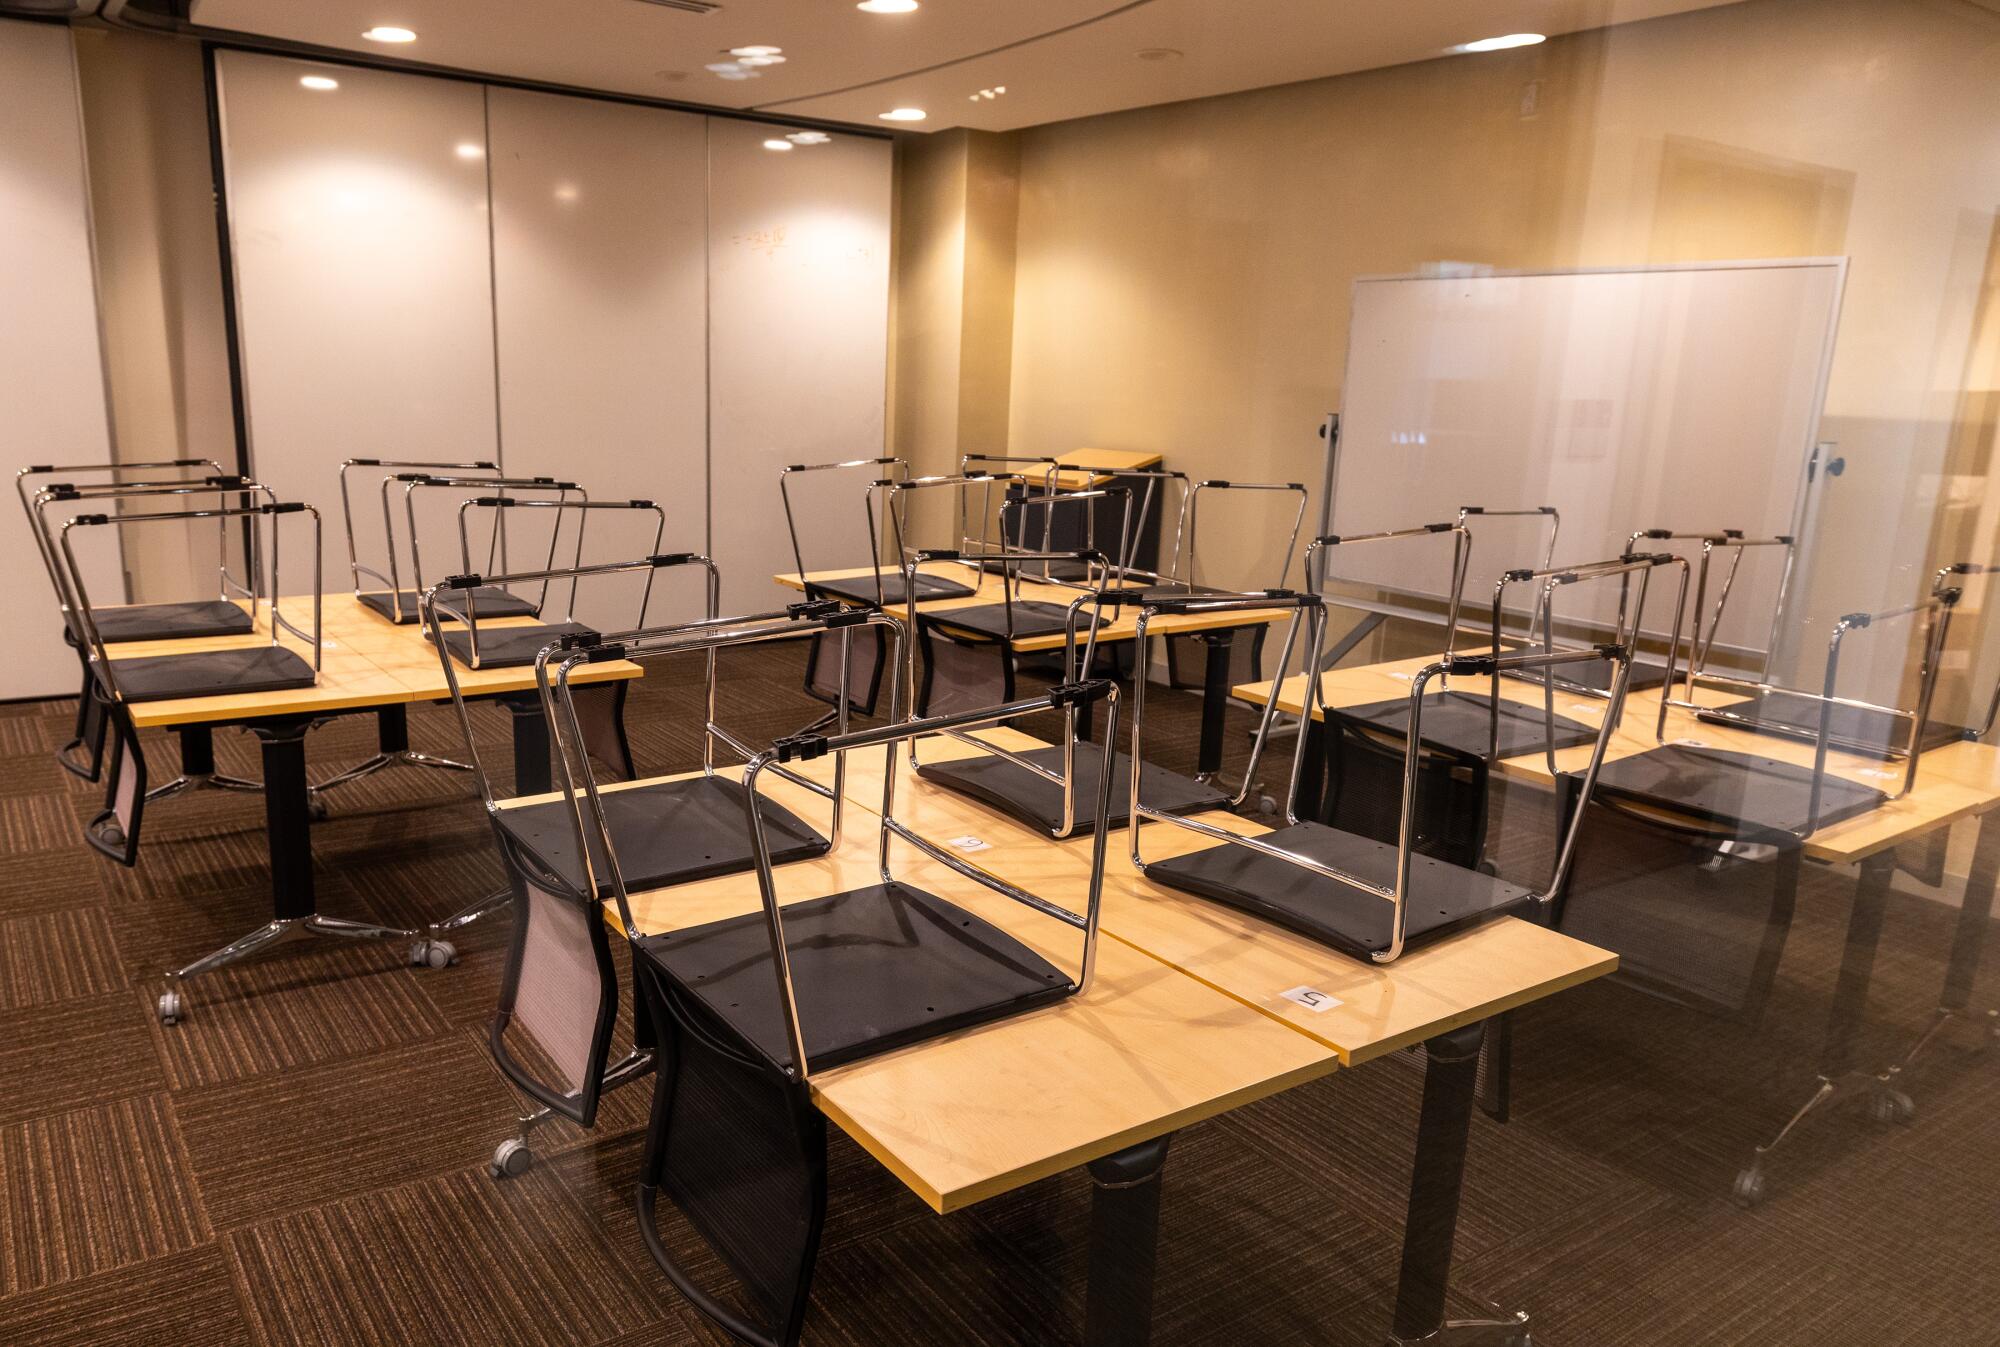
[629,0,723,13]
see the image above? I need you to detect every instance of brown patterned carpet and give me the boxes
[0,641,1997,1347]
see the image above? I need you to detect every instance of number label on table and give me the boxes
[1280,985,1343,1013]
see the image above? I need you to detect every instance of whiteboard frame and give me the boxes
[1319,256,1850,660]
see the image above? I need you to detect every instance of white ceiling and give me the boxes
[185,0,1741,134]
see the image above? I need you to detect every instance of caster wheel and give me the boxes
[410,939,457,970]
[307,796,330,822]
[157,990,183,1026]
[1732,1166,1766,1208]
[489,1138,533,1179]
[1868,1090,1915,1125]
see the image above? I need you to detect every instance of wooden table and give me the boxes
[607,726,1614,1342]
[102,594,639,1017]
[775,565,1294,778]
[1237,653,2000,1186]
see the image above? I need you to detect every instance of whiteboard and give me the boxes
[1329,260,1845,655]
[0,21,121,698]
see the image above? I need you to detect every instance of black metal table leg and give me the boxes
[1888,811,2000,1084]
[1084,1133,1174,1347]
[1734,849,1910,1206]
[179,724,218,777]
[1196,631,1236,782]
[507,694,553,796]
[256,719,315,921]
[1387,1021,1530,1346]
[376,703,411,755]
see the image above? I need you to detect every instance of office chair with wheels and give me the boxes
[627,676,1120,1347]
[1129,559,1666,964]
[428,575,874,1177]
[21,464,264,781]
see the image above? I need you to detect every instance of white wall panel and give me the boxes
[0,20,118,698]
[487,88,708,630]
[706,118,892,615]
[216,50,497,549]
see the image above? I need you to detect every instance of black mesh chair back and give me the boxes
[625,674,1120,1347]
[83,700,149,867]
[429,579,875,1146]
[1554,771,1803,1024]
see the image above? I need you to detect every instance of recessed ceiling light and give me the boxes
[553,183,579,203]
[360,25,416,43]
[299,75,340,91]
[857,0,920,12]
[455,142,484,160]
[729,45,782,57]
[879,107,926,122]
[786,131,831,145]
[763,138,794,152]
[737,54,786,67]
[1135,47,1182,61]
[1458,32,1546,52]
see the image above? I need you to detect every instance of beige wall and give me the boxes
[74,26,237,603]
[997,0,2000,683]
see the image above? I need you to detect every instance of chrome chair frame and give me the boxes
[429,498,667,670]
[1127,565,1651,964]
[777,456,915,607]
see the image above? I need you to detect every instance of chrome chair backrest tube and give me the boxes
[456,496,667,633]
[536,604,902,941]
[59,501,322,704]
[1460,504,1560,648]
[1300,522,1471,661]
[1628,529,1795,686]
[16,458,223,574]
[1125,590,1634,965]
[777,457,909,597]
[1488,553,1686,777]
[338,458,500,606]
[1045,467,1192,588]
[421,553,723,809]
[1176,480,1309,594]
[866,472,1030,602]
[32,475,276,632]
[1125,589,1327,831]
[959,454,1063,552]
[897,546,1114,837]
[993,486,1135,589]
[734,675,1119,1081]
[398,473,583,616]
[1932,563,2000,743]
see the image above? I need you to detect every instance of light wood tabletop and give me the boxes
[1236,655,2000,864]
[106,594,642,729]
[606,763,1340,1214]
[787,724,1617,1066]
[773,566,1294,653]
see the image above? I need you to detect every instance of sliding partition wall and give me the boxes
[215,49,892,617]
[0,19,120,698]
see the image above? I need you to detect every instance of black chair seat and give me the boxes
[926,600,1078,642]
[1696,690,1970,760]
[810,572,976,606]
[88,600,253,644]
[1504,658,1671,694]
[915,743,1225,836]
[1337,688,1600,759]
[359,586,539,624]
[496,774,829,898]
[97,645,317,702]
[638,882,1071,1073]
[1146,820,1534,960]
[1581,745,1886,835]
[434,622,595,669]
